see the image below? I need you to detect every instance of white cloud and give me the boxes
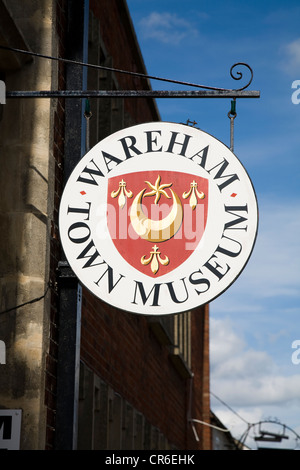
[210,317,300,447]
[280,38,300,75]
[213,374,300,407]
[244,199,300,298]
[139,12,198,45]
[210,315,300,404]
[209,195,300,445]
[210,317,274,382]
[211,197,300,308]
[268,329,289,344]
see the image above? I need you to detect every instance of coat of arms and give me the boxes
[107,170,208,277]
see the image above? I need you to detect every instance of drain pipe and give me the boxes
[55,0,89,450]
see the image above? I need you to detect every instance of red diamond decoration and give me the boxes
[80,191,86,195]
[231,193,237,197]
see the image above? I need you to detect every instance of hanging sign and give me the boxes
[59,122,258,315]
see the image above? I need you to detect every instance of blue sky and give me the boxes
[127,0,300,449]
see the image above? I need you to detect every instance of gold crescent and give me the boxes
[130,188,183,242]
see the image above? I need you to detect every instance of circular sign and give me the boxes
[59,122,258,315]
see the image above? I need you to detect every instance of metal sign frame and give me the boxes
[6,89,259,99]
[0,46,260,100]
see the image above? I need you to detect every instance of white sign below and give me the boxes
[0,409,22,450]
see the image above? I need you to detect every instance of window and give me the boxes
[149,312,192,378]
[77,362,175,450]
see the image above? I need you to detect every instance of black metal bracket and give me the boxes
[6,89,259,99]
[0,46,260,100]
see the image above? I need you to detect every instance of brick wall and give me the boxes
[80,294,210,449]
[80,294,192,448]
[89,0,159,124]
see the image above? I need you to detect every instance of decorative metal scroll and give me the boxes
[0,46,259,99]
[229,63,253,91]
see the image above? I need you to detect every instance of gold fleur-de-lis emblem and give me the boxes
[141,245,169,275]
[182,180,205,210]
[111,179,133,209]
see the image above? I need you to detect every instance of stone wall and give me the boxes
[0,0,59,449]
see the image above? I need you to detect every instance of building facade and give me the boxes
[0,0,211,450]
[210,412,238,450]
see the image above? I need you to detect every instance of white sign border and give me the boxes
[59,122,258,315]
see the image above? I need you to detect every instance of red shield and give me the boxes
[107,170,208,278]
